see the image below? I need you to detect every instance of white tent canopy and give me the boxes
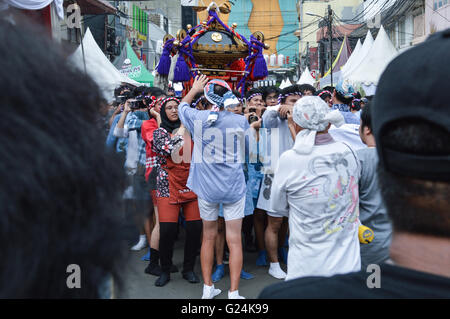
[347,25,398,87]
[69,28,139,102]
[297,67,316,86]
[342,30,374,80]
[279,79,288,89]
[340,39,362,76]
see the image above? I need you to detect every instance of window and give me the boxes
[434,0,449,8]
[399,19,406,46]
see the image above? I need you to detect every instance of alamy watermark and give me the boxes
[170,122,281,173]
[366,264,381,289]
[66,264,81,289]
[66,4,82,29]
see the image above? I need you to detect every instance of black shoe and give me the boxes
[170,264,179,273]
[155,272,170,287]
[182,271,200,284]
[145,263,162,277]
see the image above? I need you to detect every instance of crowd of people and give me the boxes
[103,67,397,299]
[2,14,449,299]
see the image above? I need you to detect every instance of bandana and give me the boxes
[204,79,240,124]
[191,96,205,109]
[278,92,302,105]
[159,97,181,133]
[292,96,344,155]
[149,96,165,109]
[318,90,332,98]
[245,93,263,104]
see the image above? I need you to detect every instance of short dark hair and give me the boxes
[298,84,316,95]
[262,86,280,101]
[316,89,332,101]
[281,85,302,103]
[334,89,353,105]
[360,102,372,131]
[149,87,166,98]
[114,85,131,97]
[378,119,450,237]
[351,99,362,112]
[0,17,126,297]
[214,84,229,97]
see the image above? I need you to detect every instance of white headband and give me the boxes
[292,96,344,154]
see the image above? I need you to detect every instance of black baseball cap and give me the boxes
[372,28,450,182]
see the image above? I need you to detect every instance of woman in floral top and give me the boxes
[151,97,202,287]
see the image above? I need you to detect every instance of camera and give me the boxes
[129,97,145,110]
[248,114,259,124]
[116,91,132,104]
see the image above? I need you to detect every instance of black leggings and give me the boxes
[159,220,202,273]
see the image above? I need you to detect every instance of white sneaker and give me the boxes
[268,262,287,279]
[228,290,245,299]
[202,284,222,299]
[130,236,148,251]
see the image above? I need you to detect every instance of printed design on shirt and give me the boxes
[262,173,274,200]
[152,128,184,198]
[308,151,359,235]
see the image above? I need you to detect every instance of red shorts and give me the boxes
[157,197,201,223]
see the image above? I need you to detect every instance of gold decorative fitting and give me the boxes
[252,31,265,43]
[211,32,222,42]
[186,24,192,30]
[176,29,187,41]
[232,23,237,29]
[219,3,231,14]
[192,6,207,12]
[173,40,180,47]
[163,34,174,44]
[264,44,270,49]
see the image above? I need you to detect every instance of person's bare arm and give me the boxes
[287,111,297,141]
[149,108,161,126]
[109,105,122,128]
[117,101,131,129]
[181,74,209,105]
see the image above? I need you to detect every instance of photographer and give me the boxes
[106,89,134,164]
[114,90,154,252]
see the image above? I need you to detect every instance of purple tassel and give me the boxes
[252,49,268,79]
[156,39,174,75]
[173,53,191,82]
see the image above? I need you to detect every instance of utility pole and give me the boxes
[306,41,310,69]
[328,5,333,88]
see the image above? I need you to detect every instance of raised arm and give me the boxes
[181,74,209,105]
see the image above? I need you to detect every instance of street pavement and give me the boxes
[116,220,285,299]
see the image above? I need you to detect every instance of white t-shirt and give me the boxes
[329,124,366,151]
[271,135,361,280]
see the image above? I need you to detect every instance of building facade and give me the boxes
[425,0,450,34]
[296,0,364,78]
